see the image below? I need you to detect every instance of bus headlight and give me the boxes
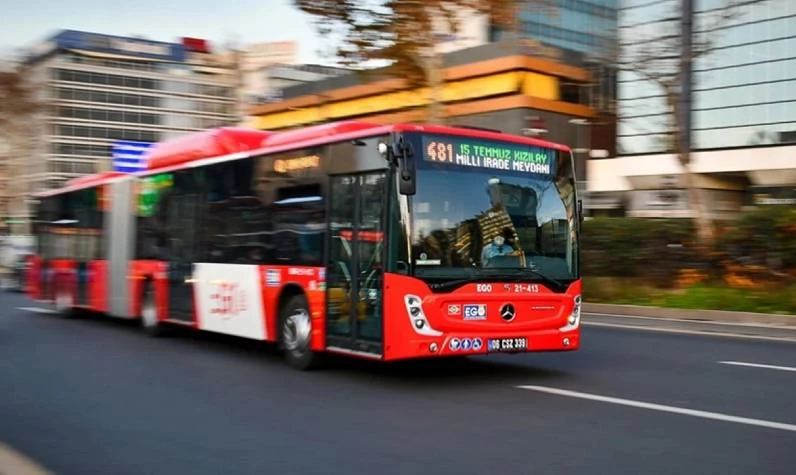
[559,294,582,332]
[404,295,442,336]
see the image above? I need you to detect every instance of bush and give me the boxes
[714,205,796,284]
[581,217,703,287]
[581,206,796,292]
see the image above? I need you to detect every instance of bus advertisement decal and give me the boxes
[194,263,268,340]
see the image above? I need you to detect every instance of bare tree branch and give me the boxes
[292,0,537,121]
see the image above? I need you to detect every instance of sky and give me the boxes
[0,0,328,63]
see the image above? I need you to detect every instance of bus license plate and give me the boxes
[487,337,528,353]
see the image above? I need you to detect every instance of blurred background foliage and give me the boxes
[581,205,796,314]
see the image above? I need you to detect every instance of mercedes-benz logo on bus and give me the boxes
[500,303,516,322]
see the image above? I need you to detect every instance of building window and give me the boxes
[55,125,159,143]
[560,83,584,105]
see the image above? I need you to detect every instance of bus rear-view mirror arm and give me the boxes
[392,136,416,196]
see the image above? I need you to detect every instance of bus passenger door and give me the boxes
[166,192,202,321]
[325,173,386,356]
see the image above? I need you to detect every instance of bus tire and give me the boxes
[54,275,76,318]
[279,294,318,370]
[141,281,167,337]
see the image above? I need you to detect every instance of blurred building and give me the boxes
[19,30,237,196]
[248,38,606,183]
[246,63,349,107]
[430,7,491,54]
[589,0,796,217]
[235,41,350,126]
[238,41,298,105]
[241,41,297,72]
[490,0,618,57]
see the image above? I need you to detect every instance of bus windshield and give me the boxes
[405,132,578,286]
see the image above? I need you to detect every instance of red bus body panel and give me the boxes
[382,273,581,360]
[25,255,43,300]
[128,260,168,319]
[87,259,109,312]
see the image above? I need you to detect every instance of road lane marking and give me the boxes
[0,441,53,474]
[16,307,57,314]
[583,321,796,343]
[719,361,796,372]
[516,385,796,433]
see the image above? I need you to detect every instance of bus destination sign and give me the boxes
[421,135,555,176]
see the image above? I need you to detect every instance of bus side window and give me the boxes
[271,184,324,266]
[232,159,270,265]
[205,162,233,263]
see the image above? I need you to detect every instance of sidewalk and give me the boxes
[583,303,796,327]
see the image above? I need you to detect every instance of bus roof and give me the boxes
[36,121,574,195]
[139,121,572,175]
[262,121,384,148]
[66,171,128,188]
[34,171,129,198]
[144,127,276,171]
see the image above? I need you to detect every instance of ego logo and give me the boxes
[463,304,487,320]
[210,282,247,318]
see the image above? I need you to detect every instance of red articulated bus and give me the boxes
[27,121,583,370]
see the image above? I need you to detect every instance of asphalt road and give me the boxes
[1,291,794,475]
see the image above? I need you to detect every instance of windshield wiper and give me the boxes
[479,267,565,290]
[426,278,473,292]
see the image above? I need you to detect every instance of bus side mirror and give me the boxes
[393,139,416,196]
[577,199,584,224]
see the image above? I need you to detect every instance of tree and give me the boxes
[0,62,41,235]
[617,0,768,243]
[293,0,528,123]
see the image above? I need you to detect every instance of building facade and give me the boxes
[491,0,619,57]
[489,0,620,113]
[590,0,796,217]
[246,63,350,107]
[618,0,794,154]
[248,39,604,184]
[239,41,298,106]
[21,30,238,196]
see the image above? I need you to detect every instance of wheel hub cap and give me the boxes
[283,310,311,352]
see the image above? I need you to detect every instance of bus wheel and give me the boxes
[141,282,167,337]
[280,294,318,370]
[54,277,75,318]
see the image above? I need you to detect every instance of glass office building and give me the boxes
[618,0,796,154]
[488,0,621,183]
[490,0,619,56]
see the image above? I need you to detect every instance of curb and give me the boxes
[583,303,796,327]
